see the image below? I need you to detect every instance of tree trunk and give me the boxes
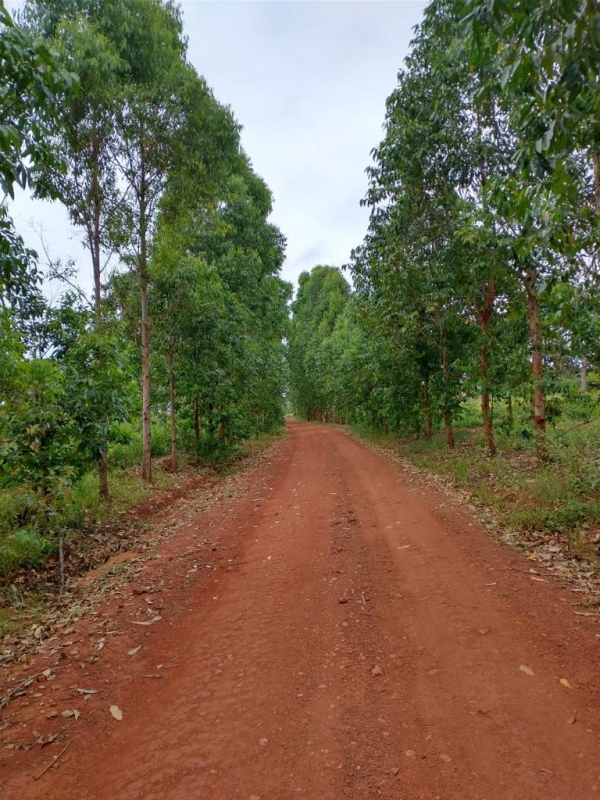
[58,532,66,598]
[91,133,102,324]
[423,376,432,440]
[90,126,108,496]
[140,268,152,483]
[443,409,455,449]
[442,348,455,449]
[592,150,600,215]
[99,450,109,501]
[524,267,546,459]
[168,341,178,473]
[507,393,514,430]
[580,357,588,394]
[139,138,152,484]
[481,385,496,456]
[193,392,200,460]
[475,277,497,457]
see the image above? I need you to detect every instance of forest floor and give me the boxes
[1,421,600,799]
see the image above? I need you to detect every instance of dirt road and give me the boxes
[2,422,600,799]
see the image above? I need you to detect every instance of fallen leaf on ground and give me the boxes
[559,678,575,689]
[127,645,141,656]
[109,705,123,720]
[61,709,80,720]
[566,713,576,724]
[35,732,58,748]
[519,664,535,676]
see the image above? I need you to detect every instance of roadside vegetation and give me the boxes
[288,0,600,564]
[0,0,289,590]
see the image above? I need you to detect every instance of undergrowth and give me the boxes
[0,425,286,584]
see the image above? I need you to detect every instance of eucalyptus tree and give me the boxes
[352,0,520,454]
[0,0,71,301]
[462,0,599,457]
[289,267,351,422]
[22,0,130,322]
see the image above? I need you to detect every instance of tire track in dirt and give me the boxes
[2,422,599,799]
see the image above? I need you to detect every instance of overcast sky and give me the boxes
[9,0,425,294]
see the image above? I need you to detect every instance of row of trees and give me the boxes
[289,0,599,459]
[1,0,290,533]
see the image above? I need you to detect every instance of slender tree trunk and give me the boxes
[442,348,455,448]
[99,450,109,501]
[168,340,178,473]
[524,267,547,459]
[423,376,432,440]
[443,409,454,449]
[193,392,200,460]
[89,128,111,498]
[58,533,66,598]
[592,150,600,216]
[481,383,495,456]
[580,357,588,394]
[476,277,497,457]
[139,137,152,484]
[507,393,514,430]
[140,267,152,483]
[91,133,102,324]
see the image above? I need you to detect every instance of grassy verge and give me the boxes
[350,405,600,568]
[0,427,286,604]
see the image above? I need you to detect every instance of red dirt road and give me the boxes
[2,422,600,799]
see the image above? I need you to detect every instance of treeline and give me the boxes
[0,0,289,568]
[289,0,600,458]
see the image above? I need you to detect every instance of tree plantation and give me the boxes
[288,0,600,543]
[0,0,290,585]
[1,0,600,592]
[3,2,600,793]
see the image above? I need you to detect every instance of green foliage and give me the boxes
[288,1,600,551]
[0,0,290,588]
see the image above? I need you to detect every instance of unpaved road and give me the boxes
[2,422,600,799]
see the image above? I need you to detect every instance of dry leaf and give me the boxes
[559,678,575,689]
[127,646,141,656]
[76,688,99,695]
[519,664,535,676]
[109,705,123,721]
[131,616,161,626]
[61,708,80,720]
[34,730,58,748]
[566,713,576,725]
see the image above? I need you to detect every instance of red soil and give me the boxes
[1,422,599,799]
